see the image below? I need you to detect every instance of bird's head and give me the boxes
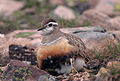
[38,18,59,36]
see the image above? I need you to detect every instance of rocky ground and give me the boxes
[0,0,120,81]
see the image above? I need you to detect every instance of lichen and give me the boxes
[13,67,32,81]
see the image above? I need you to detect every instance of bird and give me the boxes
[37,17,91,75]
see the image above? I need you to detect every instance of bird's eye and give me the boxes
[48,23,53,27]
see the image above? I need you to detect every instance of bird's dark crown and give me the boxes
[41,17,57,27]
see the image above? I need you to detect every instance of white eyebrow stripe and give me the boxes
[47,22,58,25]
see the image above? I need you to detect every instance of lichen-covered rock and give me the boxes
[1,60,55,81]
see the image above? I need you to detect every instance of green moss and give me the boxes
[14,32,35,38]
[114,4,120,12]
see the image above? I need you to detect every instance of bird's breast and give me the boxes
[38,38,74,59]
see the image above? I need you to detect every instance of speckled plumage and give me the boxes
[37,17,91,75]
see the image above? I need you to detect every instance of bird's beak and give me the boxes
[37,27,45,31]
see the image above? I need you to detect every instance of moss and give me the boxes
[114,4,120,12]
[14,32,35,38]
[13,67,32,81]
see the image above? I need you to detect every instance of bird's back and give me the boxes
[62,32,91,61]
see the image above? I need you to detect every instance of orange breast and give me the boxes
[37,38,74,60]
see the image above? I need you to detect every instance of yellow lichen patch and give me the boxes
[13,67,32,81]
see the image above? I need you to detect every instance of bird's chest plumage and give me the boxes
[37,37,74,60]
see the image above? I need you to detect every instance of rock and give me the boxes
[53,5,75,21]
[6,30,41,48]
[1,60,55,81]
[94,0,120,15]
[0,0,24,17]
[72,28,118,52]
[61,26,106,33]
[73,1,89,14]
[109,17,120,30]
[108,30,120,42]
[49,0,64,6]
[9,44,37,65]
[88,0,100,8]
[0,33,4,38]
[83,9,120,30]
[0,54,10,67]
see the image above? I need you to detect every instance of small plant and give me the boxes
[107,43,120,55]
[109,67,120,75]
[0,69,2,73]
[14,32,35,38]
[94,51,105,62]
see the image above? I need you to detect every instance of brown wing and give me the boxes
[63,33,90,61]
